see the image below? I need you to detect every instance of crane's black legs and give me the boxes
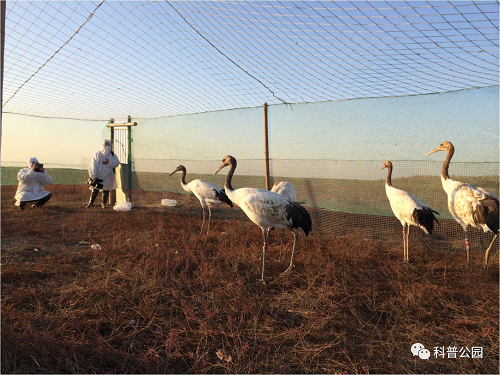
[282,231,298,275]
[484,233,498,269]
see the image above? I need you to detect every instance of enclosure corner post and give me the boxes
[109,124,116,205]
[0,0,6,160]
[127,124,132,202]
[264,102,270,190]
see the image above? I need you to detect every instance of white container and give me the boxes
[161,199,177,206]
[113,201,132,211]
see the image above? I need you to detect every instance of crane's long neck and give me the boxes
[442,146,454,180]
[385,164,393,187]
[225,161,236,192]
[180,168,188,188]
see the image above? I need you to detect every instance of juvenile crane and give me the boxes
[381,161,439,262]
[426,141,499,269]
[269,181,297,256]
[214,155,312,284]
[170,165,233,234]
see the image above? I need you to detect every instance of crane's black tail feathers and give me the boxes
[214,188,233,208]
[473,197,499,234]
[413,207,439,234]
[285,201,312,236]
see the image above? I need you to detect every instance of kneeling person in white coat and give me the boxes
[15,157,53,210]
[86,139,120,208]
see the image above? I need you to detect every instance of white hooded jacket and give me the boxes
[88,139,120,190]
[15,158,52,205]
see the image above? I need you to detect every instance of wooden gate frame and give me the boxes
[107,116,137,204]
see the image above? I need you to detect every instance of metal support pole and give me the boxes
[263,102,270,190]
[127,125,132,201]
[0,1,6,161]
[109,125,116,205]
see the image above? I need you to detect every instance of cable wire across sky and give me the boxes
[2,1,499,120]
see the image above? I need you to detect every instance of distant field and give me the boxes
[1,184,498,374]
[131,170,498,219]
[3,166,498,220]
[1,167,88,186]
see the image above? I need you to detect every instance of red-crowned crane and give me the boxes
[269,181,297,257]
[170,165,232,234]
[381,160,439,262]
[214,155,312,284]
[426,141,499,269]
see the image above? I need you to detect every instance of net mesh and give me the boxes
[129,158,498,248]
[2,2,498,251]
[3,1,499,119]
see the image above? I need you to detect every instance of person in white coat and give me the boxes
[86,139,120,208]
[15,157,53,210]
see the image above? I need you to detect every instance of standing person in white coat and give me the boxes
[15,157,53,210]
[86,139,120,208]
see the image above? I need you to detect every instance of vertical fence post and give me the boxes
[109,121,116,205]
[264,102,270,190]
[127,125,132,201]
[0,0,6,160]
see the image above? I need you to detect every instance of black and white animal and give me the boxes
[381,160,439,262]
[426,141,499,269]
[269,181,297,256]
[170,165,232,234]
[214,155,312,284]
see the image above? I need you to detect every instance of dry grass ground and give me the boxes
[1,185,498,374]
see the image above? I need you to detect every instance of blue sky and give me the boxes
[3,86,496,173]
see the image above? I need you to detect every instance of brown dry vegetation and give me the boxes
[1,184,499,374]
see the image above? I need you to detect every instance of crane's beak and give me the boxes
[169,167,180,176]
[380,165,386,171]
[425,146,442,156]
[214,163,226,176]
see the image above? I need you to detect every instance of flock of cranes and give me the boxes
[169,142,498,283]
[171,156,311,284]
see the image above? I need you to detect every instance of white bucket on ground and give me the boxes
[161,199,177,207]
[113,201,132,211]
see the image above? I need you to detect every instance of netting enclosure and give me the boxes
[3,1,499,119]
[1,1,499,250]
[124,87,498,249]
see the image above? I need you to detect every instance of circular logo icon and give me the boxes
[418,348,431,360]
[411,343,425,356]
